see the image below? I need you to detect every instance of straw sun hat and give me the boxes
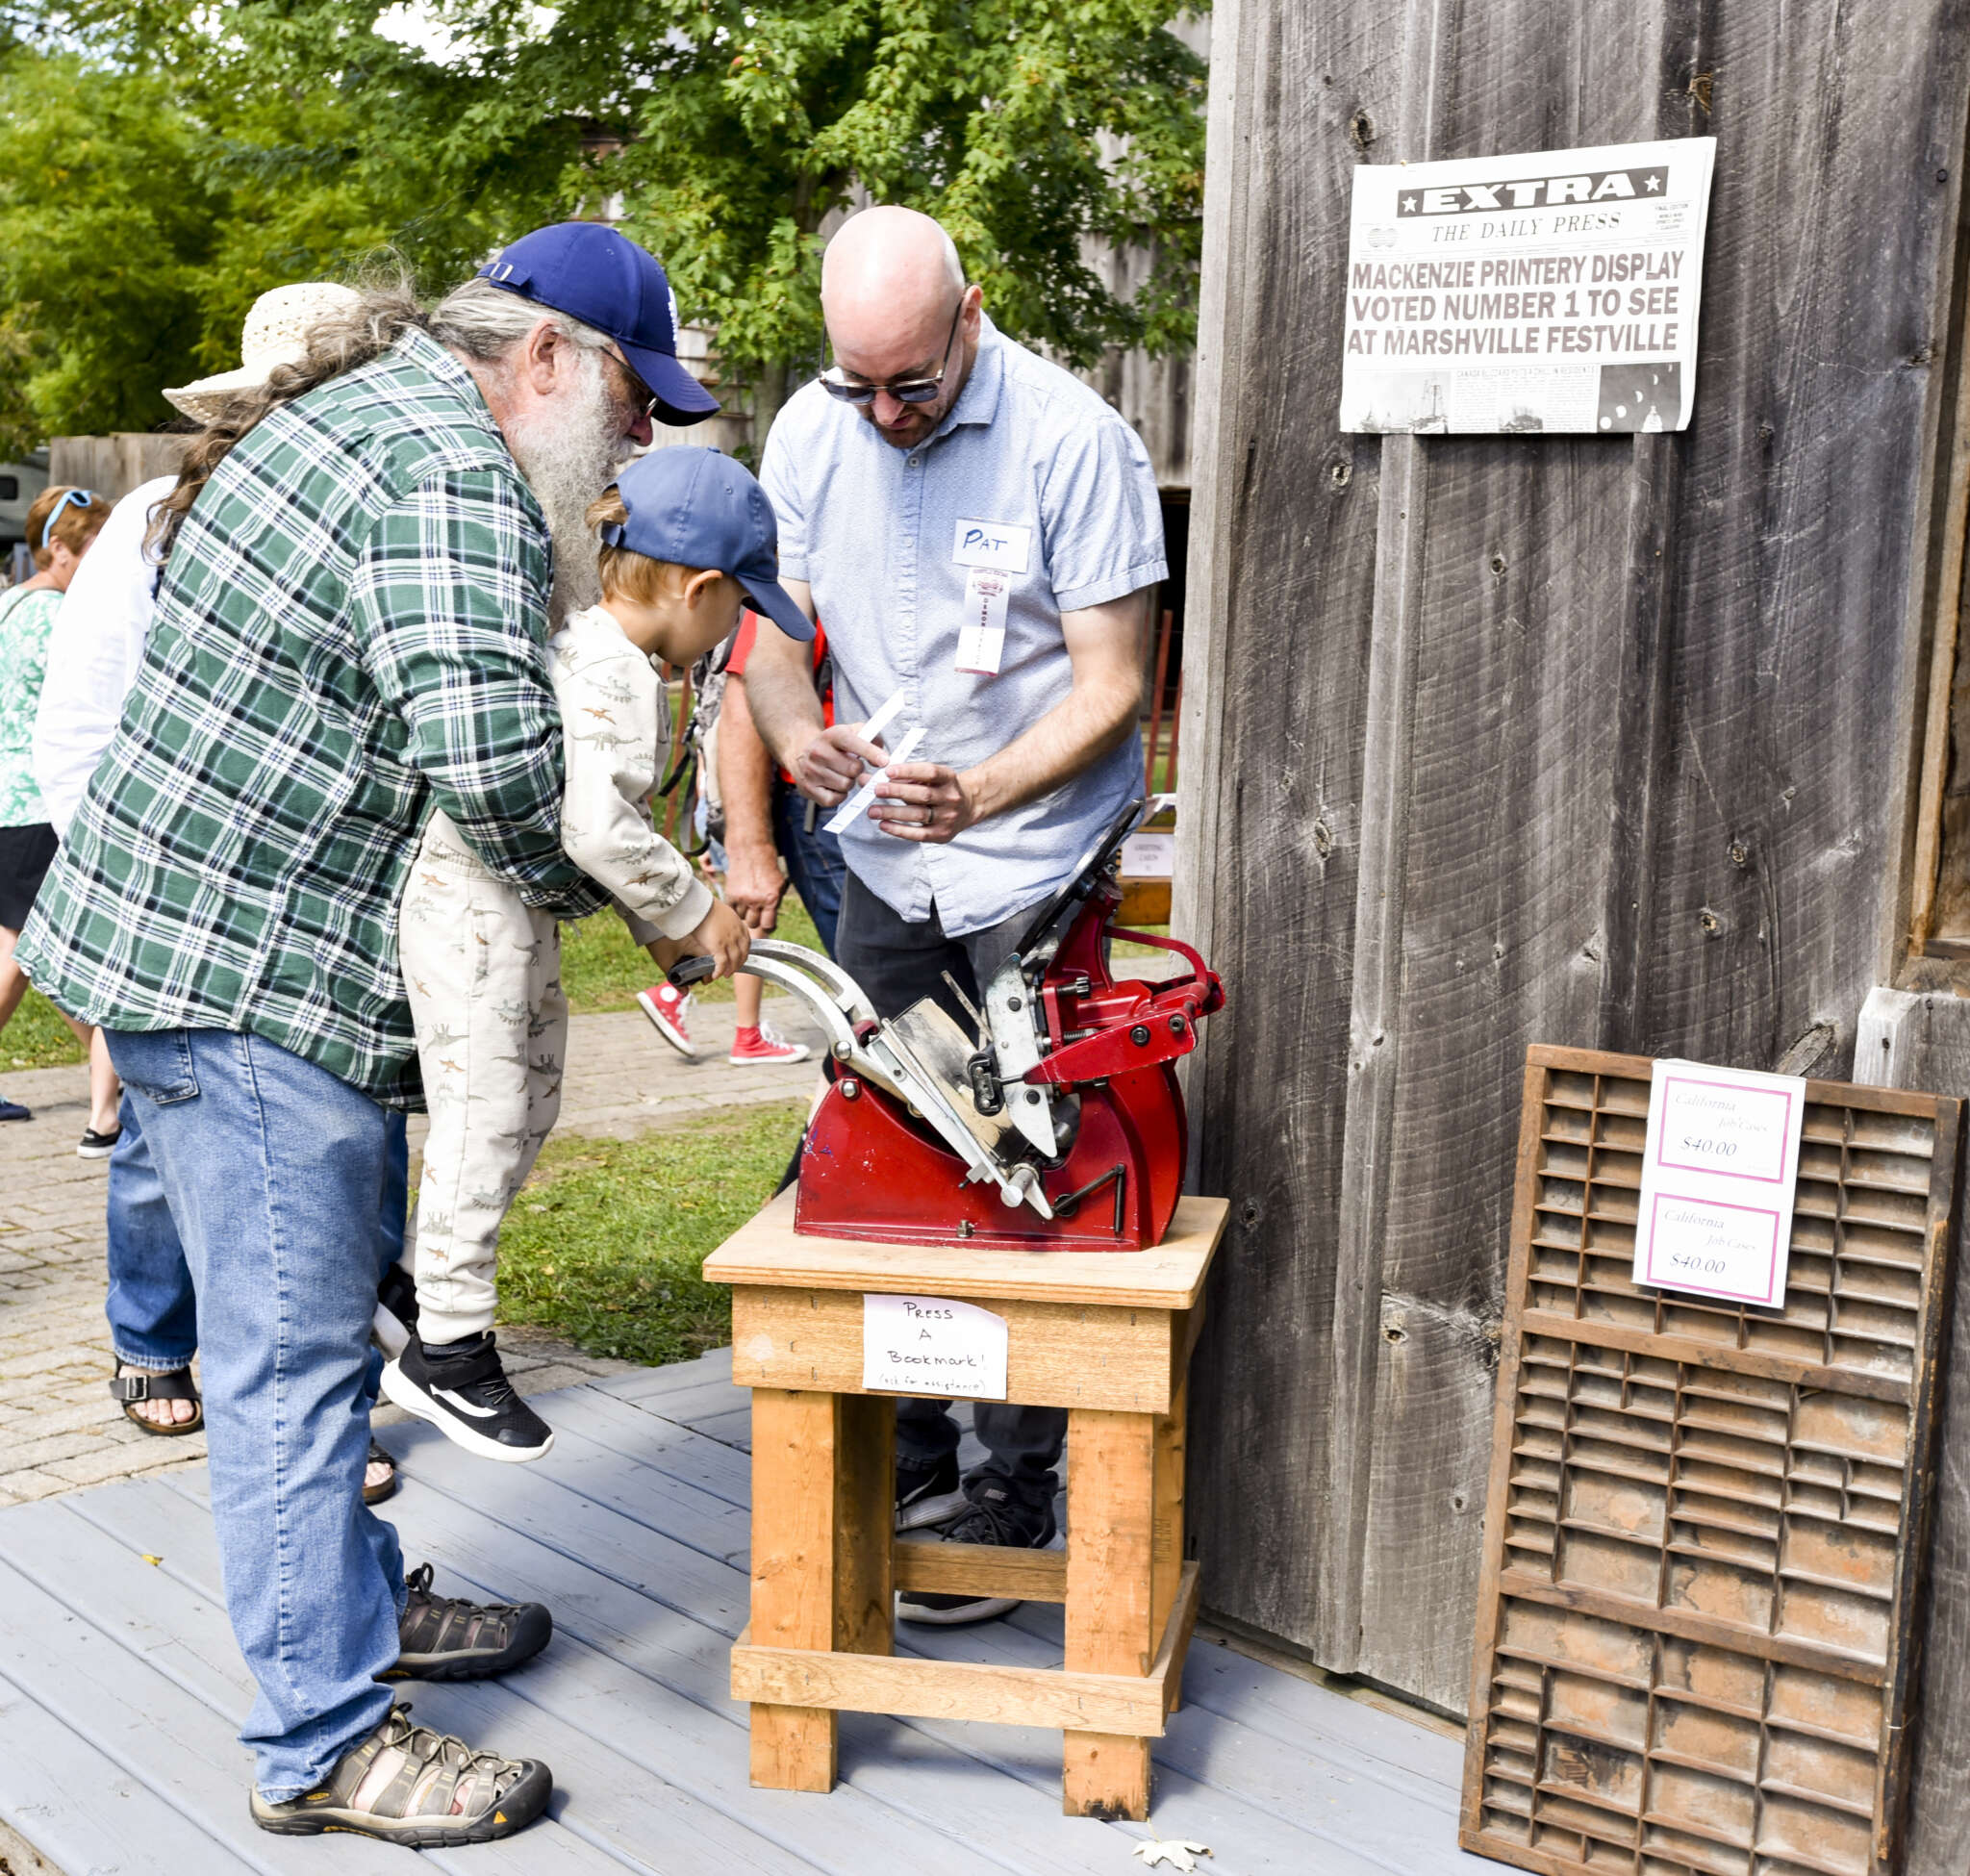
[163,281,363,423]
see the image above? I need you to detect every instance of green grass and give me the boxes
[560,890,821,1012]
[0,988,86,1071]
[492,1101,805,1364]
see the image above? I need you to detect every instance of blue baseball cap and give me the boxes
[607,447,814,642]
[477,222,720,426]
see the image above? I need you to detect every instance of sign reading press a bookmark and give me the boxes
[1632,1059,1806,1308]
[862,1294,1009,1399]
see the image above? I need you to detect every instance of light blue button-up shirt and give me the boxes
[760,315,1167,935]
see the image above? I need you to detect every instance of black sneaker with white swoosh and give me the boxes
[381,1333,554,1462]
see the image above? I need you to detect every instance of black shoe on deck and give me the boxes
[386,1562,552,1682]
[896,1479,1057,1627]
[381,1333,553,1462]
[895,1450,966,1533]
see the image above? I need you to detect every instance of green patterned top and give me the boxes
[16,330,606,1105]
[0,586,57,828]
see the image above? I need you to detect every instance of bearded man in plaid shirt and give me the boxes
[18,224,719,1847]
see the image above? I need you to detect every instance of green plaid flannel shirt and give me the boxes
[17,330,606,1107]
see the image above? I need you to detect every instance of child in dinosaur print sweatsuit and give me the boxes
[384,445,811,1461]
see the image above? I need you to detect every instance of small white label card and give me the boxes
[862,1293,1009,1399]
[1632,1058,1806,1308]
[957,568,1011,675]
[1120,831,1176,877]
[951,518,1032,572]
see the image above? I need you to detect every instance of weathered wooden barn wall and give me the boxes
[1856,989,1970,1872]
[1173,0,1970,1745]
[47,433,186,503]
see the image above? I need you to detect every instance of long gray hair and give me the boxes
[147,274,612,559]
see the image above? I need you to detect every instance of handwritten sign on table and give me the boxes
[1632,1059,1806,1308]
[863,1294,1009,1400]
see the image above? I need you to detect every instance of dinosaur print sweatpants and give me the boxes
[397,807,568,1343]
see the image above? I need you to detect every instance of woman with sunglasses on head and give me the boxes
[0,485,121,1144]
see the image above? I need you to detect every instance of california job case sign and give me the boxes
[1341,137,1716,435]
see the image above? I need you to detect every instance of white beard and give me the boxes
[503,348,625,624]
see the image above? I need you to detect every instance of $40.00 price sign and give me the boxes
[1631,1059,1806,1308]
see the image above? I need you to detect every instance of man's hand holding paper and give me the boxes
[794,721,893,806]
[794,685,907,808]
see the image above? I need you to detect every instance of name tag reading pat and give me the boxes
[957,568,1010,675]
[952,518,1031,573]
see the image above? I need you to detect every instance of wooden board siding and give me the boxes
[45,433,185,502]
[1174,0,1970,1718]
[1854,988,1970,1876]
[1176,0,1396,1671]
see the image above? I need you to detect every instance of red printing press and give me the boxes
[671,799,1224,1251]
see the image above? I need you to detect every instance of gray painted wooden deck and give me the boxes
[0,1350,1497,1875]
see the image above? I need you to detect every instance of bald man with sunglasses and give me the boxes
[744,204,1167,1627]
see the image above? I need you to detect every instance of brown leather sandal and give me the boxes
[363,1440,398,1506]
[109,1362,203,1436]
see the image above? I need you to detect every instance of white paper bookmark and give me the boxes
[825,724,928,834]
[856,688,907,747]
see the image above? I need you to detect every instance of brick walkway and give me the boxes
[0,1001,821,1508]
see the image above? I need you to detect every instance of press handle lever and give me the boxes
[667,953,720,990]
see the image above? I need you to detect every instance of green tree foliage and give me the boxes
[0,31,544,452]
[1,1,1206,453]
[525,0,1206,387]
[0,53,216,448]
[215,0,1208,406]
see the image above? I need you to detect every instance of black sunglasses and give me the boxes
[820,296,965,408]
[602,344,662,421]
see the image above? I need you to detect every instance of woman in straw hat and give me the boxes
[161,279,365,425]
[0,482,118,1144]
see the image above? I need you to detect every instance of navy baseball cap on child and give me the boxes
[478,222,720,426]
[607,448,815,643]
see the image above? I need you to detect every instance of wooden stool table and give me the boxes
[704,1189,1227,1819]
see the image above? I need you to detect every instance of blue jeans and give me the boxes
[104,1095,197,1372]
[104,1027,408,1800]
[772,778,846,955]
[106,1094,410,1406]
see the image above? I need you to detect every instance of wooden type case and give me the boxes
[1462,1047,1960,1876]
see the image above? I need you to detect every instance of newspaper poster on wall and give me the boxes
[1340,137,1717,435]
